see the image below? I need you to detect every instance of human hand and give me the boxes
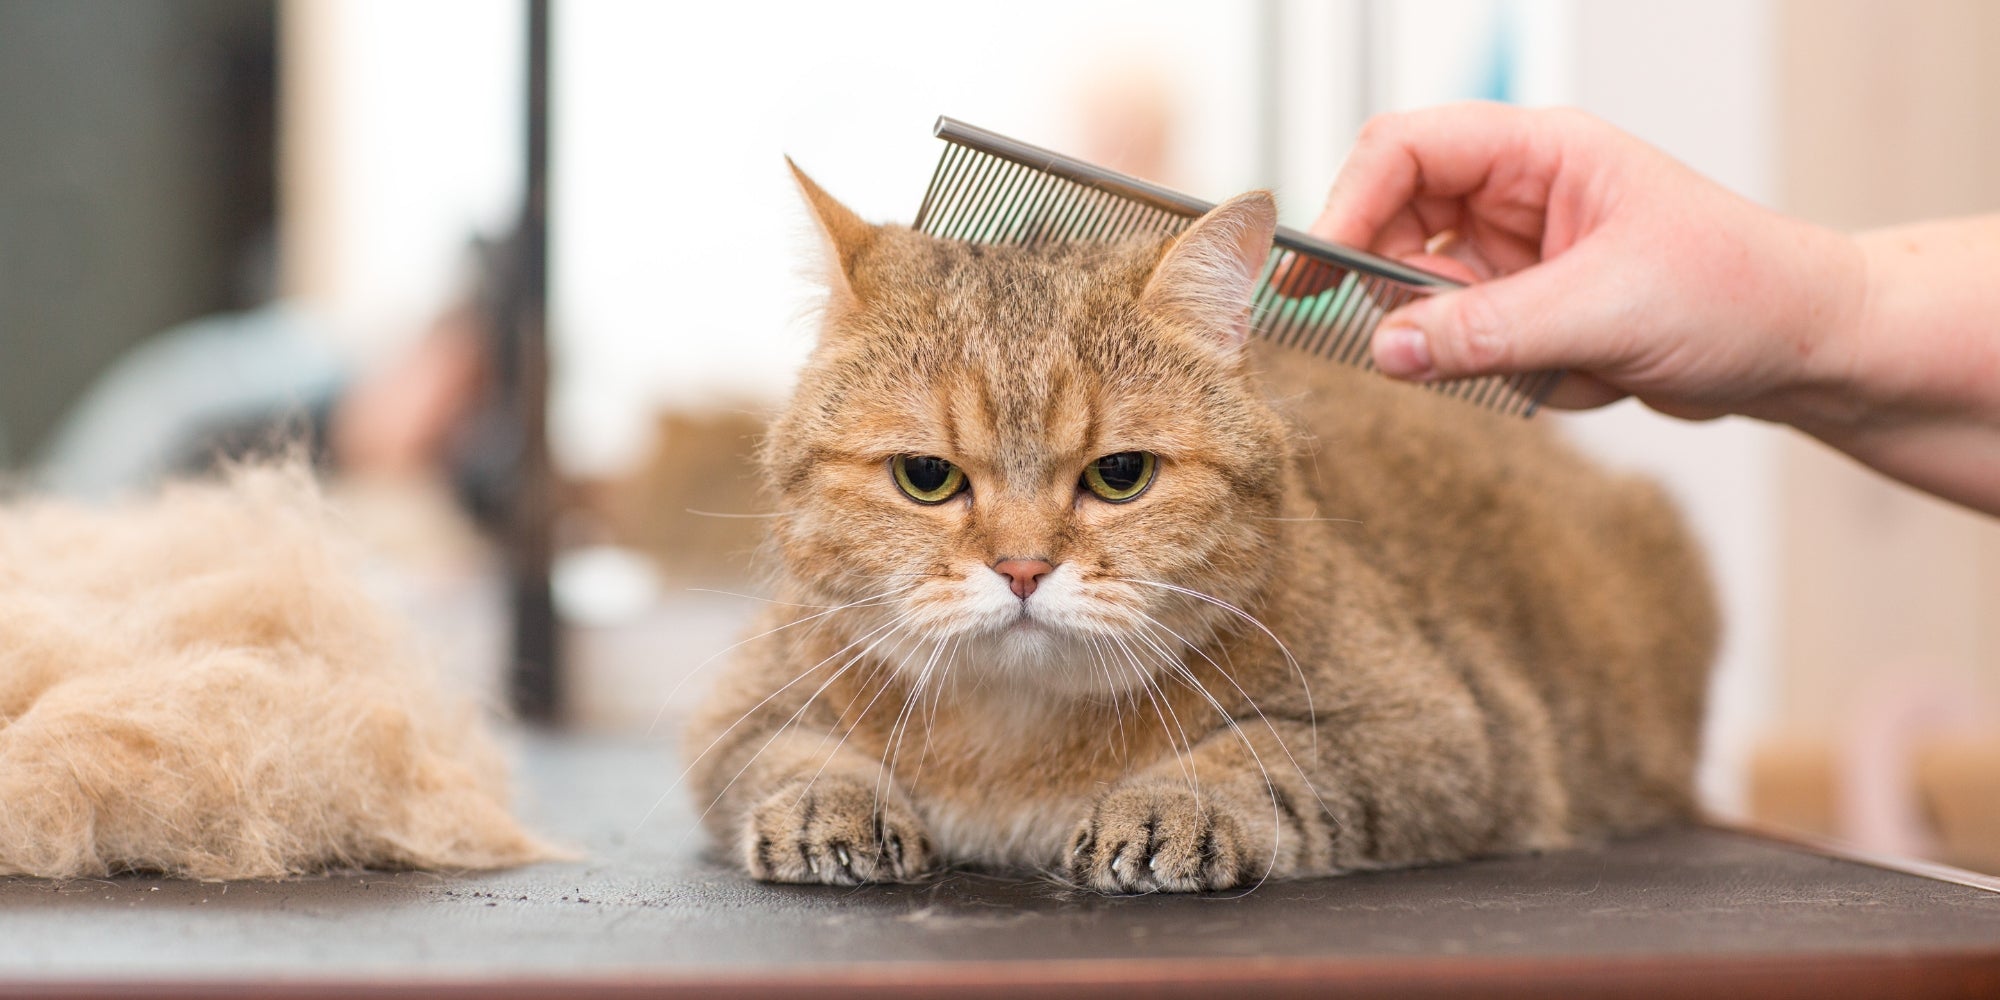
[1312,103,1867,423]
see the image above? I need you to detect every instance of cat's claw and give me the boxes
[1066,781,1255,893]
[742,776,937,885]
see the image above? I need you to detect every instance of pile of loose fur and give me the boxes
[0,464,554,879]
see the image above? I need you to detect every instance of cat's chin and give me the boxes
[941,620,1156,700]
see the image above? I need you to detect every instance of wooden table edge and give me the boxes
[5,949,1999,1000]
[9,825,1996,998]
[1704,818,2000,894]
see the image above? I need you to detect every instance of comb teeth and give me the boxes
[915,117,1564,418]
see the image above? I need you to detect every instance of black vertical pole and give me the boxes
[508,0,559,723]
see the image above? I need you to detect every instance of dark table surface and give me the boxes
[3,733,1998,998]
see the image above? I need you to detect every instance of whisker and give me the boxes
[802,634,907,780]
[1118,628,1214,800]
[1130,611,1340,897]
[1105,631,1200,804]
[877,635,947,808]
[654,607,918,836]
[907,633,961,797]
[1125,617,1287,895]
[1096,635,1133,764]
[644,582,919,737]
[800,625,931,809]
[1083,633,1130,764]
[1121,577,1318,756]
[682,587,908,610]
[678,609,925,841]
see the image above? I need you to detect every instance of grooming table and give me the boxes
[3,734,1997,999]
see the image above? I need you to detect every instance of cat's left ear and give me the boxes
[1139,191,1277,353]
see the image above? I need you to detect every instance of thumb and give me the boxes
[1371,254,1620,381]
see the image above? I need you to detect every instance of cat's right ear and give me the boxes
[787,157,875,307]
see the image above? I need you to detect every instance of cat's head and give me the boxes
[763,163,1291,697]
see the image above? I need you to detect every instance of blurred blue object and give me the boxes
[35,302,349,500]
[1479,5,1518,104]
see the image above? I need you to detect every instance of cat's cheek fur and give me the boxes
[942,560,1027,632]
[780,462,967,591]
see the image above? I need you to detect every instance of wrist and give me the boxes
[1820,222,2000,429]
[1741,221,1875,435]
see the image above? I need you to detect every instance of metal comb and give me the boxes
[913,116,1562,418]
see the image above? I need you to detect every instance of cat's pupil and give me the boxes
[904,456,953,493]
[1094,453,1146,491]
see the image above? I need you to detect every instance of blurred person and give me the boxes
[1309,102,2000,515]
[34,233,346,499]
[1071,57,1182,188]
[36,235,518,529]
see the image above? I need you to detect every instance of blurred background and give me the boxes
[2,0,1996,873]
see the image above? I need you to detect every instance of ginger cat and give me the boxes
[683,166,1715,893]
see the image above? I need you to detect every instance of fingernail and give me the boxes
[1376,324,1434,380]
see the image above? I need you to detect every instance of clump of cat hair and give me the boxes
[0,463,555,880]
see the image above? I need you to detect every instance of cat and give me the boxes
[681,164,1715,893]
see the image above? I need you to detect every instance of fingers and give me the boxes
[1269,254,1347,298]
[1370,250,1632,385]
[1536,372,1630,410]
[1270,243,1482,302]
[1314,102,1564,256]
[1288,104,1578,300]
[1325,105,1611,388]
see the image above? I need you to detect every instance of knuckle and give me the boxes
[1539,105,1603,139]
[1354,111,1407,146]
[1441,291,1511,372]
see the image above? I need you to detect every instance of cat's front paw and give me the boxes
[742,776,937,885]
[1066,781,1262,893]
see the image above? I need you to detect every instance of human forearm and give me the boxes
[1320,105,2000,514]
[1793,216,2000,511]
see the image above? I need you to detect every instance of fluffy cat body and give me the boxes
[684,170,1714,892]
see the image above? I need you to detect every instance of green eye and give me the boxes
[892,455,966,504]
[1082,451,1156,502]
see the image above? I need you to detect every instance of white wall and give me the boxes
[1558,1,1780,818]
[280,0,523,360]
[551,1,1263,474]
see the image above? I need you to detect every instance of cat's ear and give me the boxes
[1139,191,1276,352]
[787,157,875,304]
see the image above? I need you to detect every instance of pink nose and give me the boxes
[992,558,1055,600]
